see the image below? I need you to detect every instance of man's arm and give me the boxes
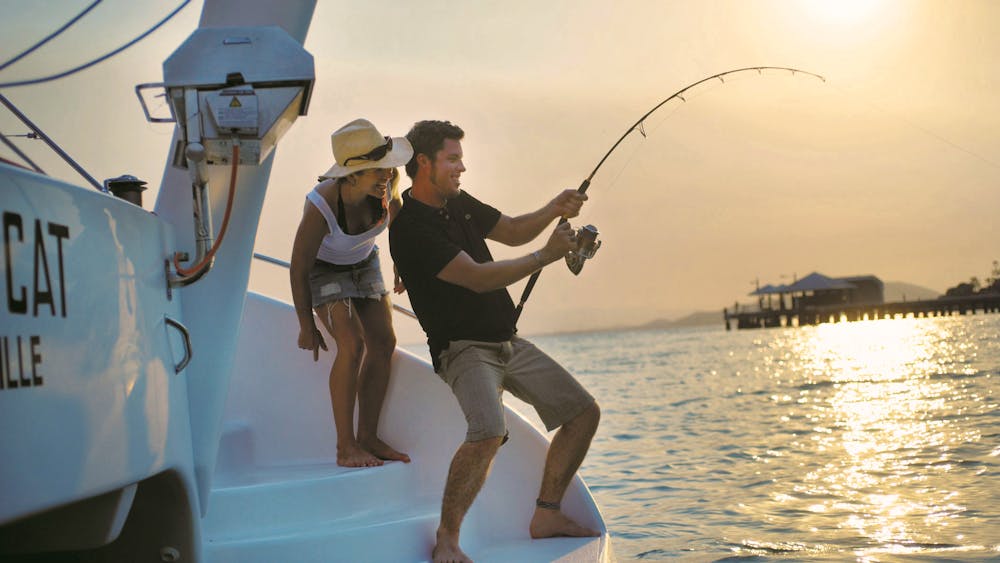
[437,222,577,293]
[487,189,587,246]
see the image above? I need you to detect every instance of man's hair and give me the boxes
[405,120,464,179]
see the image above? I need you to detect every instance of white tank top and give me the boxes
[307,187,388,265]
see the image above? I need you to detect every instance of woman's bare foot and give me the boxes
[337,444,383,468]
[529,508,600,539]
[432,528,472,563]
[363,437,411,463]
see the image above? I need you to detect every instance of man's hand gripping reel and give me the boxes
[565,224,601,275]
[514,178,597,322]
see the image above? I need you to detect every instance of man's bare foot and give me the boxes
[432,528,472,563]
[529,508,600,539]
[337,444,383,468]
[362,437,411,463]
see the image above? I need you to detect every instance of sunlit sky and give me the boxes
[2,0,997,335]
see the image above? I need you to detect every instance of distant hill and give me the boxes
[626,281,942,333]
[635,310,722,330]
[883,281,941,302]
[541,281,944,336]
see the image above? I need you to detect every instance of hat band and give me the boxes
[343,137,392,166]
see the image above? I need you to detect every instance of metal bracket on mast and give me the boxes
[159,27,315,288]
[167,87,216,287]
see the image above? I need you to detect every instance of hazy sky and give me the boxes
[2,0,998,337]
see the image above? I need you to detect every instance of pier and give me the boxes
[724,294,1000,330]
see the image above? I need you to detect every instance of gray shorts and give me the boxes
[309,247,387,307]
[437,336,595,442]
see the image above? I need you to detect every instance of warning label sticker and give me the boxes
[206,88,258,132]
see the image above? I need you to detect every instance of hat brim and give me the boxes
[319,136,413,179]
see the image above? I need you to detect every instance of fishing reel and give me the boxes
[566,224,602,275]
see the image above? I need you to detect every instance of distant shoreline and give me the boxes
[531,280,945,338]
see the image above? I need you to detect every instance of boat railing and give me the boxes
[252,252,418,320]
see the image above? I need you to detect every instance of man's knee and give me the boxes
[464,435,504,457]
[572,401,601,432]
[465,420,507,445]
[588,401,601,421]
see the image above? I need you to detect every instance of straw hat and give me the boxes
[319,118,413,179]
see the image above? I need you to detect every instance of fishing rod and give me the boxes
[513,66,825,323]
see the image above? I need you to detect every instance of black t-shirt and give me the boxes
[389,189,516,368]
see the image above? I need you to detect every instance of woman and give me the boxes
[290,119,412,467]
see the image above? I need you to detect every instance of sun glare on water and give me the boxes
[788,319,983,555]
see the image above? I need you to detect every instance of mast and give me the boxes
[151,0,317,513]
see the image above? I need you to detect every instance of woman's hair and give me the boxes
[388,168,400,201]
[404,120,464,179]
[348,169,400,201]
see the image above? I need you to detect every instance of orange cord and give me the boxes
[173,142,239,277]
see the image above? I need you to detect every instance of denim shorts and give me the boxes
[309,247,387,308]
[437,336,595,442]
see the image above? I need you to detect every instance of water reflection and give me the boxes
[785,319,984,556]
[532,317,999,560]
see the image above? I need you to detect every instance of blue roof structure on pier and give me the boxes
[783,272,856,293]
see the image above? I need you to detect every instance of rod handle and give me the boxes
[514,177,591,323]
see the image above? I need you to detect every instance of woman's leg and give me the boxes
[315,300,382,467]
[354,295,409,462]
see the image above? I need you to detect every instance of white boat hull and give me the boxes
[1,165,200,557]
[0,0,610,558]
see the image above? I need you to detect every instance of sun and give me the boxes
[802,0,884,26]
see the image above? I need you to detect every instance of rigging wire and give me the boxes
[0,0,191,89]
[0,0,103,73]
[0,132,45,173]
[0,92,102,189]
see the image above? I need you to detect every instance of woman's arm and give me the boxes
[290,201,329,360]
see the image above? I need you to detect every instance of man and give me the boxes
[389,120,601,563]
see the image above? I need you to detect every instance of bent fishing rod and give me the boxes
[513,66,825,323]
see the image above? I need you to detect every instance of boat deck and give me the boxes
[205,458,605,562]
[201,293,611,562]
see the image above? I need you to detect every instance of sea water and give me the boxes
[522,314,1000,561]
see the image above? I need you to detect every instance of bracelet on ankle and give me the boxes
[535,498,560,510]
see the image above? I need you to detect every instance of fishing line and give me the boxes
[513,66,825,323]
[600,102,685,193]
[601,72,790,192]
[825,81,1000,172]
